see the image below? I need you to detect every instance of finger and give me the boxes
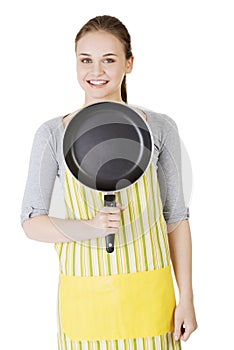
[108,214,121,221]
[106,227,119,234]
[100,206,120,214]
[116,202,125,211]
[174,318,183,341]
[107,221,120,228]
[181,325,192,342]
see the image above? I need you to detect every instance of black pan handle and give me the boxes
[104,194,116,253]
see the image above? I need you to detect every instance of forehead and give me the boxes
[76,30,125,55]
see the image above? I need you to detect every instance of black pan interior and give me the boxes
[63,102,153,192]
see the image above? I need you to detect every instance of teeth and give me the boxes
[89,80,108,85]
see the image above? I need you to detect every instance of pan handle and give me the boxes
[104,194,116,253]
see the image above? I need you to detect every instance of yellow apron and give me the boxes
[55,160,178,347]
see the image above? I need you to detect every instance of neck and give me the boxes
[84,95,125,107]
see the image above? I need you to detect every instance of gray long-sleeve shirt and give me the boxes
[20,105,189,227]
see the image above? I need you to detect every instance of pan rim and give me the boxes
[62,100,155,193]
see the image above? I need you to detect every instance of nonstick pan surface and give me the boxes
[63,101,154,193]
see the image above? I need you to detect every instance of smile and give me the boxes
[87,80,109,86]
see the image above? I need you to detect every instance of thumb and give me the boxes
[116,202,125,211]
[174,315,183,341]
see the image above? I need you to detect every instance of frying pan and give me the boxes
[63,101,154,253]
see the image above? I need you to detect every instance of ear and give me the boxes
[125,56,134,74]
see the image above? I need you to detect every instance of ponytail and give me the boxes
[121,75,127,103]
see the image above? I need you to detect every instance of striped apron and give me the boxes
[54,160,182,350]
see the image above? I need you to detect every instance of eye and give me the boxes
[103,58,115,63]
[81,58,92,63]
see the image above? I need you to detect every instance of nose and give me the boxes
[92,61,104,76]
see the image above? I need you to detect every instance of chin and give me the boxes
[88,92,114,101]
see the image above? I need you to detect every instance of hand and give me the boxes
[174,300,198,342]
[85,202,124,239]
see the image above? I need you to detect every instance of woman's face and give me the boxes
[76,30,133,105]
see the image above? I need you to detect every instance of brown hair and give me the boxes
[75,15,133,103]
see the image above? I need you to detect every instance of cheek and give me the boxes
[76,70,82,83]
[76,66,87,83]
[110,65,125,80]
[76,62,88,74]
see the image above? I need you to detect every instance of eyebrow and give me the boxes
[78,53,118,57]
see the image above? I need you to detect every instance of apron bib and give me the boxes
[55,160,176,343]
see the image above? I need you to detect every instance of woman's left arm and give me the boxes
[167,219,198,342]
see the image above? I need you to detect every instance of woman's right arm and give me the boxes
[22,215,72,243]
[22,206,122,243]
[21,120,122,243]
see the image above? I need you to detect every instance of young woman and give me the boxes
[21,15,197,350]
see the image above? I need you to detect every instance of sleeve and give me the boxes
[157,117,190,224]
[20,122,59,226]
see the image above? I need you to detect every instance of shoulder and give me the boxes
[31,116,63,158]
[129,104,179,147]
[32,116,63,150]
[35,116,63,137]
[132,104,178,132]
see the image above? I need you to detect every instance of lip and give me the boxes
[87,80,109,88]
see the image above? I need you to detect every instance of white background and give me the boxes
[0,0,233,349]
